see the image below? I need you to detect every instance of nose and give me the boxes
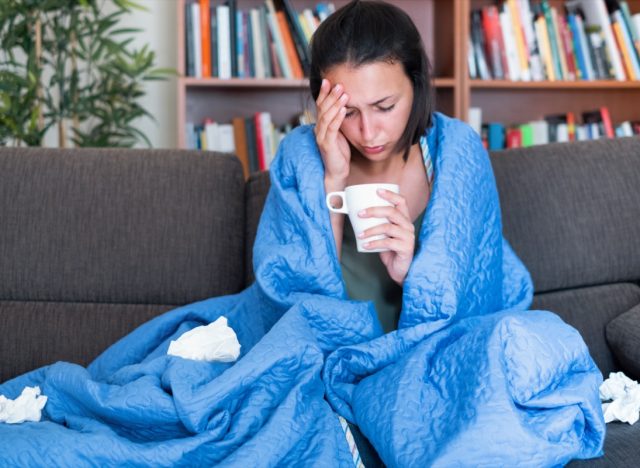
[360,112,375,142]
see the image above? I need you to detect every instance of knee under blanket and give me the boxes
[0,113,605,466]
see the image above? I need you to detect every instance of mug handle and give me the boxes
[326,192,348,214]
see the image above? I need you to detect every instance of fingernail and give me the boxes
[377,188,385,194]
[357,232,365,239]
[358,210,366,216]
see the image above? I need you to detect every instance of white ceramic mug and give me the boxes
[326,183,399,253]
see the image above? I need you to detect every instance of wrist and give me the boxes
[324,175,348,192]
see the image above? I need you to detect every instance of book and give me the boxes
[518,0,545,80]
[599,106,615,138]
[500,7,521,80]
[558,13,578,80]
[506,0,531,80]
[488,122,506,150]
[250,8,266,78]
[506,127,522,148]
[541,0,563,80]
[568,0,626,80]
[244,116,259,173]
[278,0,311,75]
[216,4,232,79]
[471,9,491,80]
[612,9,640,78]
[482,5,506,80]
[519,123,534,146]
[569,12,595,80]
[534,7,555,80]
[191,2,202,78]
[226,0,238,77]
[199,0,212,77]
[232,117,250,178]
[265,0,293,79]
[276,10,304,78]
[530,120,550,145]
[612,20,637,79]
[468,107,482,135]
[185,3,195,77]
[551,8,570,80]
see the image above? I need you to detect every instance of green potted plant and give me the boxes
[0,0,172,147]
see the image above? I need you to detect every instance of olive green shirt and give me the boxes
[340,210,425,333]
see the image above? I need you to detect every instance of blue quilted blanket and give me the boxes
[0,113,605,466]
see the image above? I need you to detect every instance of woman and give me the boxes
[0,1,604,466]
[312,0,434,334]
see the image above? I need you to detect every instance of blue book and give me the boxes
[488,123,506,151]
[567,14,588,80]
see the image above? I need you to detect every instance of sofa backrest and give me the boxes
[492,136,640,293]
[0,147,247,304]
[0,147,246,380]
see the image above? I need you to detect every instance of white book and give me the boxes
[530,120,549,145]
[588,122,601,139]
[258,112,275,168]
[620,121,634,137]
[467,107,482,135]
[216,5,232,79]
[250,9,266,79]
[500,9,521,81]
[571,0,626,80]
[518,0,544,81]
[204,121,219,151]
[633,14,640,44]
[556,123,569,142]
[576,125,589,141]
[217,124,236,153]
[191,3,202,78]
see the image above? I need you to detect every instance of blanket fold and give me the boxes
[0,113,604,466]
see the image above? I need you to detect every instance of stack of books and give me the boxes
[468,106,640,150]
[185,110,314,177]
[184,0,336,79]
[469,0,640,81]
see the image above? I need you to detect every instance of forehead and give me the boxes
[323,61,412,104]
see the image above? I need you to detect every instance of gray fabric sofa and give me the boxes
[1,136,639,465]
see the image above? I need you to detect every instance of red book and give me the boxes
[599,107,615,139]
[506,127,522,148]
[559,14,577,81]
[482,6,509,79]
[566,112,576,142]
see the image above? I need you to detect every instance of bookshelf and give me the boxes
[176,0,640,153]
[465,0,640,125]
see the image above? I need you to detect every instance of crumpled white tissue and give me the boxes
[167,316,241,362]
[0,386,48,424]
[600,372,640,424]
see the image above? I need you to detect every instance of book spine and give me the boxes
[500,8,520,80]
[264,0,293,79]
[217,5,232,79]
[276,10,304,79]
[191,3,202,78]
[541,0,563,80]
[551,8,570,80]
[199,0,211,77]
[507,0,531,80]
[185,3,195,77]
[613,10,640,78]
[227,0,238,77]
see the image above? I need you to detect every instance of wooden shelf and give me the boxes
[470,80,640,90]
[181,76,458,89]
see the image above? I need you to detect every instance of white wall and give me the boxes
[117,0,178,149]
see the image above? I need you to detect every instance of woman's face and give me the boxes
[323,60,414,162]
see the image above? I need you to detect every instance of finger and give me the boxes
[359,222,414,241]
[359,207,413,231]
[317,93,349,143]
[316,78,331,105]
[363,236,414,255]
[376,189,411,217]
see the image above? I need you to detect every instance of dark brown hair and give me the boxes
[309,0,434,159]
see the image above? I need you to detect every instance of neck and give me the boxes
[349,144,420,184]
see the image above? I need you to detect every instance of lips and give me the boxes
[362,145,385,155]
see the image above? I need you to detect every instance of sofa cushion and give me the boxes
[606,304,640,380]
[0,148,246,305]
[0,300,173,382]
[568,421,640,467]
[532,283,640,378]
[491,137,640,293]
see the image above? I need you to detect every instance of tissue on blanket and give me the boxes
[167,316,240,362]
[600,372,640,424]
[0,386,47,424]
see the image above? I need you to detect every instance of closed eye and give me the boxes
[379,104,395,112]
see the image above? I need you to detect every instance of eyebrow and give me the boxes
[345,95,394,109]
